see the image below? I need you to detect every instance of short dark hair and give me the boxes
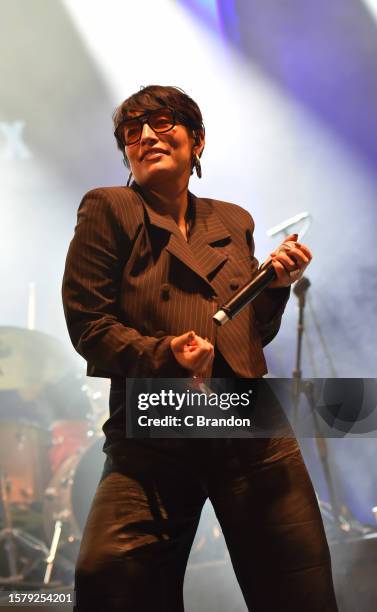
[113,85,205,159]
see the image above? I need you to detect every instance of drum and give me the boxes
[0,420,51,505]
[49,419,92,473]
[43,434,105,544]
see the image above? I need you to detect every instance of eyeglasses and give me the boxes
[117,108,182,146]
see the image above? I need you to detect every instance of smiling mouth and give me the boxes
[142,149,168,161]
[143,152,164,161]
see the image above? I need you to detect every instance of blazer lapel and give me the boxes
[188,193,230,280]
[132,185,230,291]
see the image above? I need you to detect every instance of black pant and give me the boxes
[74,434,338,612]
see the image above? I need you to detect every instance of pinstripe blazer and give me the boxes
[62,184,290,379]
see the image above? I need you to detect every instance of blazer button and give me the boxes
[161,283,170,301]
[229,278,239,291]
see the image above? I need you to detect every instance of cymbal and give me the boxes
[0,327,74,391]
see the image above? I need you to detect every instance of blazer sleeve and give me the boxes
[62,189,187,377]
[245,212,290,347]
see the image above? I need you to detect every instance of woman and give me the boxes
[62,85,338,611]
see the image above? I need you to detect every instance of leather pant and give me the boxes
[74,434,339,611]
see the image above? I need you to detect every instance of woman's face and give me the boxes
[124,110,204,189]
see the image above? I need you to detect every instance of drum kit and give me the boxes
[1,324,376,593]
[0,326,109,589]
[0,326,238,590]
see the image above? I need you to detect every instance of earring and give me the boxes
[122,155,133,187]
[194,153,202,179]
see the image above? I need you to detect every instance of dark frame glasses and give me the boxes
[115,107,184,146]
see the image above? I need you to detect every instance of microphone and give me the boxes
[267,212,311,239]
[213,264,276,326]
[213,241,296,327]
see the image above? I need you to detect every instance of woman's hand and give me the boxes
[265,233,313,288]
[170,331,214,376]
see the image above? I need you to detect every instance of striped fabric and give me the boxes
[62,184,290,379]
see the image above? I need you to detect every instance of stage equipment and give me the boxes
[0,326,105,587]
[43,436,104,555]
[0,327,72,391]
[266,211,311,239]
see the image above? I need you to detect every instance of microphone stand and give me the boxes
[292,277,346,538]
[292,277,310,422]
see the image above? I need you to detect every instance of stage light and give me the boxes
[362,0,377,21]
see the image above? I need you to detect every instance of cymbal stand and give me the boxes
[44,520,62,584]
[0,469,49,585]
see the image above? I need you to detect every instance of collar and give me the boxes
[130,182,230,289]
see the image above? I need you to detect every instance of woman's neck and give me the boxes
[139,182,189,226]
